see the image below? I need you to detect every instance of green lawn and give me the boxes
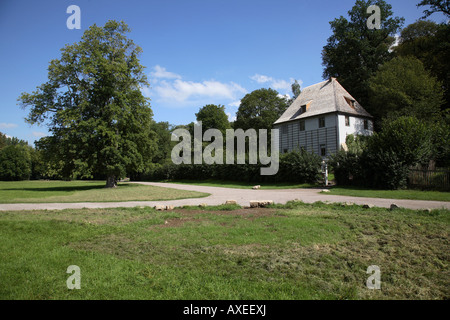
[153,179,318,189]
[325,186,450,202]
[0,180,209,203]
[0,201,448,299]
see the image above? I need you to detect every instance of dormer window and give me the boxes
[345,97,356,109]
[301,105,306,114]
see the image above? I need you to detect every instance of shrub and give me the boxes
[139,149,322,184]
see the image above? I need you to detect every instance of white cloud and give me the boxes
[250,74,273,84]
[150,65,182,80]
[277,93,291,100]
[0,123,18,129]
[389,34,401,53]
[32,131,47,138]
[226,112,237,122]
[228,100,241,107]
[154,79,247,104]
[250,74,301,93]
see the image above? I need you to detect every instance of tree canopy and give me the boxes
[0,145,32,181]
[322,0,404,111]
[234,88,288,131]
[195,104,231,135]
[368,56,443,124]
[18,20,156,187]
[395,20,450,111]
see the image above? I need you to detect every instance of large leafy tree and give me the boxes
[322,0,404,112]
[234,88,288,131]
[368,56,443,124]
[395,20,450,111]
[18,21,156,187]
[195,104,231,135]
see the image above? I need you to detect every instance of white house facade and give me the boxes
[273,78,373,158]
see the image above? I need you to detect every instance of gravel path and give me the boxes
[0,181,449,211]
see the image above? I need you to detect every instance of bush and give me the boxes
[139,149,322,184]
[277,150,322,183]
[330,117,437,190]
[0,145,32,181]
[329,150,363,186]
[361,150,409,189]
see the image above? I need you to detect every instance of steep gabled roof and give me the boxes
[274,78,372,125]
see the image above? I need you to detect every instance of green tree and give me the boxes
[234,88,288,131]
[195,104,231,134]
[18,21,156,188]
[417,0,450,18]
[0,145,32,181]
[368,56,443,125]
[287,80,302,105]
[150,121,173,164]
[322,0,404,111]
[0,132,7,150]
[395,21,450,111]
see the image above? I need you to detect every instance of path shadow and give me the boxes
[2,183,136,193]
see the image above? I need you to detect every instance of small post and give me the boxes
[322,160,328,186]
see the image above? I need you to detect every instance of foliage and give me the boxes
[322,0,404,111]
[234,88,288,131]
[368,56,443,124]
[0,132,29,150]
[140,149,322,184]
[195,104,231,135]
[18,20,156,187]
[288,80,302,105]
[277,150,323,183]
[0,145,32,181]
[149,121,173,165]
[371,116,434,167]
[331,117,437,189]
[395,21,450,111]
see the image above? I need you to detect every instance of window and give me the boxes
[282,125,288,134]
[320,144,326,157]
[364,120,369,130]
[283,149,288,154]
[345,116,350,127]
[301,105,306,114]
[299,120,305,131]
[319,117,325,128]
[345,97,356,109]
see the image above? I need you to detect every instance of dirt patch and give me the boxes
[148,207,279,229]
[175,207,278,218]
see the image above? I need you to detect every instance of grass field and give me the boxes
[0,201,448,300]
[154,179,319,190]
[325,186,450,202]
[0,180,209,203]
[152,178,450,201]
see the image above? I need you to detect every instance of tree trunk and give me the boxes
[106,175,117,188]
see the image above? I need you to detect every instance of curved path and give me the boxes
[0,182,449,211]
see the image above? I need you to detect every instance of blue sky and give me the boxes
[0,0,447,146]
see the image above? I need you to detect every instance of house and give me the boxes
[273,78,373,158]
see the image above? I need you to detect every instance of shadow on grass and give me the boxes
[2,183,137,193]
